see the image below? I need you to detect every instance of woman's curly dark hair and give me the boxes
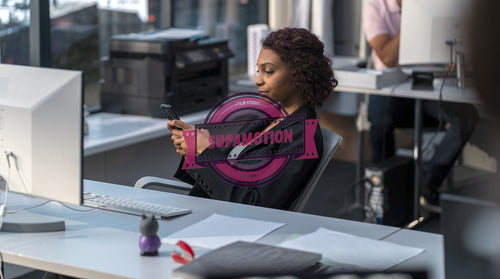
[262,27,338,107]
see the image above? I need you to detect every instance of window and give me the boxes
[0,0,30,65]
[173,0,268,74]
[2,0,267,109]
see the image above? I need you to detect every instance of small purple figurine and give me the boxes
[139,214,161,256]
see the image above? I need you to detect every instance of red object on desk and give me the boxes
[172,240,195,264]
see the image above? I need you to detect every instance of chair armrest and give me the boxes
[134,176,193,195]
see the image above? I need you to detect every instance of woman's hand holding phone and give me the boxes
[168,120,193,156]
[162,104,211,156]
[168,120,212,156]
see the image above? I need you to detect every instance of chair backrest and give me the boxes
[289,127,342,212]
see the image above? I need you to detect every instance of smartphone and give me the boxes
[160,104,181,130]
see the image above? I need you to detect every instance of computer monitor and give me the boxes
[0,64,83,208]
[399,0,472,66]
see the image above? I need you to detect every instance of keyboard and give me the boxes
[83,192,192,219]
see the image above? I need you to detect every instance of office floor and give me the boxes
[5,159,496,279]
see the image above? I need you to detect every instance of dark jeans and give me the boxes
[368,95,479,188]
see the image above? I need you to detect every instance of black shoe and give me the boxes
[419,185,442,214]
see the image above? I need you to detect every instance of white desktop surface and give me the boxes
[84,110,209,157]
[0,180,436,279]
[385,229,445,279]
[337,77,480,105]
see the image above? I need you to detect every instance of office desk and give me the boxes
[84,110,209,156]
[0,180,442,279]
[338,78,480,221]
[336,78,481,105]
[83,111,208,185]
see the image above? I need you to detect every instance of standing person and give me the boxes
[168,28,338,210]
[363,0,479,211]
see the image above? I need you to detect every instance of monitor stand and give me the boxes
[1,213,65,233]
[0,177,66,233]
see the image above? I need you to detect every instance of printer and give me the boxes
[100,28,234,118]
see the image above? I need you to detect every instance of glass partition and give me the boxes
[0,0,30,65]
[3,0,268,109]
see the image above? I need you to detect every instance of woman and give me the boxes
[168,27,337,209]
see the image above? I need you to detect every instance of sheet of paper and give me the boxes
[162,214,285,249]
[279,227,424,271]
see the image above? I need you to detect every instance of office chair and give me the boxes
[134,127,342,212]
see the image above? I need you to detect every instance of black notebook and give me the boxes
[172,241,321,278]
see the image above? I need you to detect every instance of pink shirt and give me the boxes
[363,0,401,70]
